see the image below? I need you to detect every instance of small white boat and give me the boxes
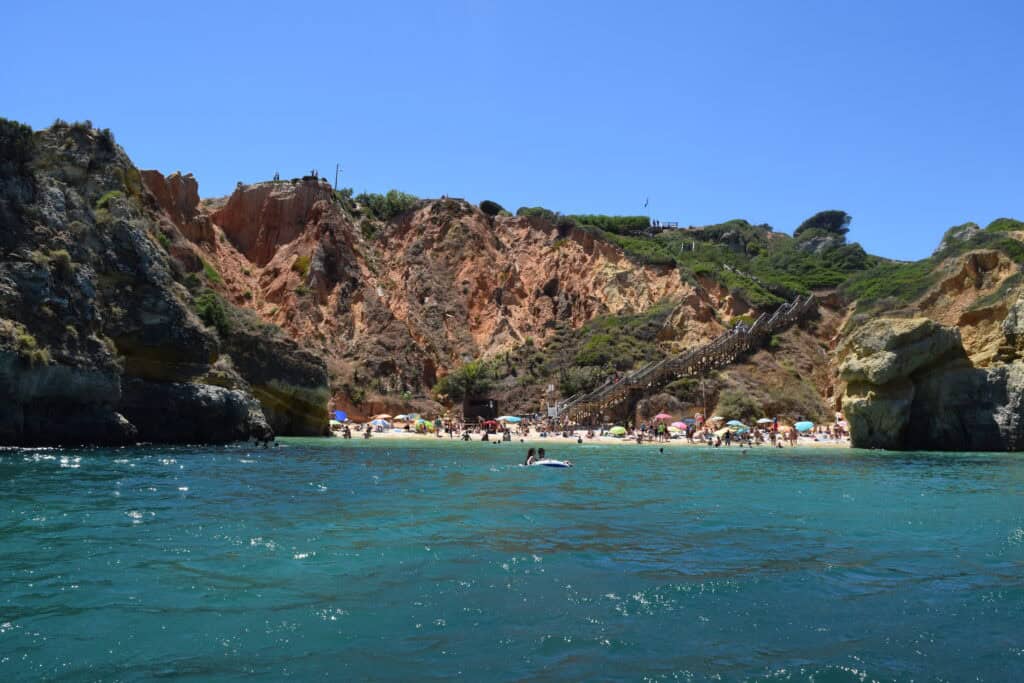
[530,459,572,468]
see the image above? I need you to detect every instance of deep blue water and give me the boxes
[1,438,1023,681]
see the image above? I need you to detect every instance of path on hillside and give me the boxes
[558,295,817,423]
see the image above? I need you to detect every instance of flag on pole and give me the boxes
[643,197,649,208]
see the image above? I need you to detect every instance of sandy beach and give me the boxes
[332,427,851,449]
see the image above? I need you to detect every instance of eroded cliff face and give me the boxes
[162,181,760,417]
[0,122,328,445]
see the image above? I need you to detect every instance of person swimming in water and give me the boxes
[537,448,546,462]
[524,447,537,466]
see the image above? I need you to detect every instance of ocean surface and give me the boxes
[1,438,1023,681]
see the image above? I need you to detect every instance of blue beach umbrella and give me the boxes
[497,415,522,423]
[333,410,347,422]
[370,419,390,427]
[726,420,745,427]
[794,421,814,432]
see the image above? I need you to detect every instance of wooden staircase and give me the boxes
[557,295,817,423]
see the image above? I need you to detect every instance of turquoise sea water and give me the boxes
[1,439,1023,681]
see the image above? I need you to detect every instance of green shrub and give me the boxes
[568,214,650,235]
[794,210,851,238]
[985,217,1024,233]
[480,200,505,216]
[13,330,50,366]
[291,255,311,278]
[183,272,201,290]
[558,366,604,396]
[48,249,72,278]
[194,290,230,336]
[294,285,310,296]
[155,231,171,249]
[840,259,936,305]
[0,118,34,169]
[715,388,761,422]
[201,259,222,284]
[95,190,124,209]
[355,189,419,220]
[432,359,494,401]
[515,206,560,222]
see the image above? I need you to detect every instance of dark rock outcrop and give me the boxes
[119,378,271,444]
[0,120,330,446]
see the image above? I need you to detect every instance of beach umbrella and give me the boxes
[756,418,774,424]
[710,415,724,421]
[370,418,390,427]
[394,414,410,421]
[726,420,746,427]
[481,420,500,429]
[496,415,522,423]
[671,421,688,430]
[371,414,393,420]
[794,421,814,432]
[653,412,672,421]
[333,410,348,422]
[609,426,627,436]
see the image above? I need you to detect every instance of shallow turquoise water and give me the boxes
[1,439,1023,681]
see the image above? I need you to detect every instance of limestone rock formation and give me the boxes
[841,317,1024,450]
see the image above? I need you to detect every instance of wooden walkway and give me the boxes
[557,295,817,423]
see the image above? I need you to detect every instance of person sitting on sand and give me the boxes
[524,448,537,466]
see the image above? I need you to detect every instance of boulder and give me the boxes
[119,378,272,444]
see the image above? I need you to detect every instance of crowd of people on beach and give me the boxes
[331,411,848,448]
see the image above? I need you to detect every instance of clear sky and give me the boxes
[3,1,1022,260]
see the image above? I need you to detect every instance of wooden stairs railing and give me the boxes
[557,295,817,423]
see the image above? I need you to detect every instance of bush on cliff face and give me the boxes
[291,255,311,278]
[201,259,222,284]
[0,117,34,171]
[356,189,419,221]
[433,359,494,402]
[480,200,505,216]
[0,319,51,366]
[715,388,761,422]
[194,291,230,336]
[557,366,604,396]
[516,206,560,222]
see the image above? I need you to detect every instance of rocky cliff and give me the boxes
[0,120,328,446]
[840,316,1024,451]
[6,118,1023,451]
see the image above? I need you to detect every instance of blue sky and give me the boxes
[3,1,1022,260]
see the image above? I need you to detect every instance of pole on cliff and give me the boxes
[334,163,342,191]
